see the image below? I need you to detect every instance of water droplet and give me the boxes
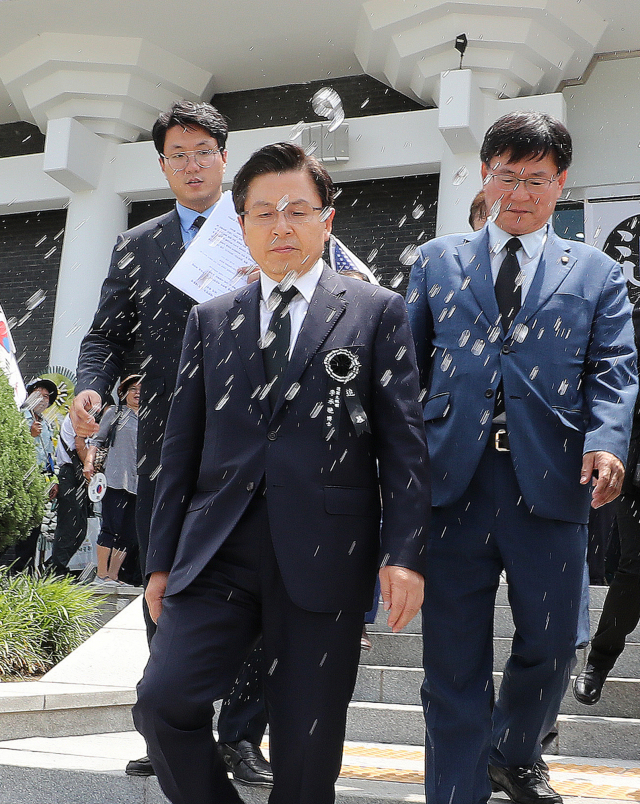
[558,379,569,395]
[513,324,529,343]
[389,272,404,288]
[488,199,501,222]
[429,284,441,298]
[380,370,393,387]
[367,248,379,263]
[441,354,452,371]
[310,402,324,418]
[395,346,407,361]
[43,246,57,259]
[412,204,425,219]
[25,289,46,310]
[452,166,469,186]
[471,339,485,356]
[276,195,289,212]
[284,382,301,401]
[215,390,231,410]
[458,331,470,347]
[399,245,419,266]
[530,366,539,380]
[289,121,306,141]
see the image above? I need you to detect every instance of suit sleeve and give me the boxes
[75,234,138,401]
[405,245,435,393]
[371,291,431,575]
[145,306,206,575]
[582,259,638,463]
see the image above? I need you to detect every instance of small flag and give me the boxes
[0,304,26,407]
[329,235,379,285]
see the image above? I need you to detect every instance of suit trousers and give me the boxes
[135,473,268,747]
[588,490,640,672]
[422,445,586,804]
[50,463,89,570]
[133,491,363,804]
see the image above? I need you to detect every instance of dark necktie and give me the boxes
[192,215,207,232]
[495,237,522,333]
[263,286,298,411]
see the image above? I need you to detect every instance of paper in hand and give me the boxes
[166,191,257,303]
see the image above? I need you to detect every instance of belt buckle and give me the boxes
[494,428,509,452]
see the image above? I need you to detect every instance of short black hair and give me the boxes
[232,142,334,214]
[152,100,228,155]
[480,111,572,173]
[469,190,487,230]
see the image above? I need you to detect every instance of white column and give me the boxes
[45,119,129,373]
[435,69,485,237]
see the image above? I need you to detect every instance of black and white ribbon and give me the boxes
[323,349,370,439]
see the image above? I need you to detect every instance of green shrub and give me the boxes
[0,568,102,678]
[0,371,46,551]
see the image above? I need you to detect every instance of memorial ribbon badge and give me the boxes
[322,349,370,439]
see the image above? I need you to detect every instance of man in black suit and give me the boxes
[132,142,430,804]
[71,100,271,784]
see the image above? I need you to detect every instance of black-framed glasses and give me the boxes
[487,173,559,195]
[161,147,223,171]
[241,203,328,226]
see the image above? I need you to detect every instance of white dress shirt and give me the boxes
[259,260,324,357]
[487,221,549,301]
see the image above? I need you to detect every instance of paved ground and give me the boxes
[0,731,638,803]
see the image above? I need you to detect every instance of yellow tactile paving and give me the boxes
[335,745,640,800]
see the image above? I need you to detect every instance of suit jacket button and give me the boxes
[246,482,255,492]
[501,345,511,355]
[484,389,494,398]
[267,431,277,441]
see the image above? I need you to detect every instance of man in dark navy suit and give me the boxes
[407,112,637,804]
[71,100,271,784]
[133,142,430,804]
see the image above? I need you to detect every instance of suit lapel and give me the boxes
[515,232,576,326]
[227,282,271,419]
[153,210,184,273]
[271,266,347,419]
[456,230,501,329]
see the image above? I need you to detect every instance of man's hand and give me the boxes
[30,421,42,438]
[378,565,424,633]
[145,571,170,624]
[581,450,625,509]
[70,390,102,438]
[48,483,58,501]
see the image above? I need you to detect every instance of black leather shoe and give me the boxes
[125,755,155,777]
[488,764,562,804]
[219,740,274,787]
[573,664,608,705]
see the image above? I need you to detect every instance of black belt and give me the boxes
[490,424,510,452]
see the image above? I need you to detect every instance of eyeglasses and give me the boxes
[487,173,559,195]
[161,148,223,171]
[241,203,327,226]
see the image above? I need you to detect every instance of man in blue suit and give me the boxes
[133,142,430,804]
[407,111,637,804]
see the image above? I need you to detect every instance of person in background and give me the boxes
[408,111,636,804]
[574,293,640,705]
[0,378,59,572]
[84,375,141,586]
[46,410,90,575]
[70,100,271,784]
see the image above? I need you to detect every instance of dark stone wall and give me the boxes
[0,209,66,381]
[0,122,45,157]
[212,74,427,131]
[129,173,439,292]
